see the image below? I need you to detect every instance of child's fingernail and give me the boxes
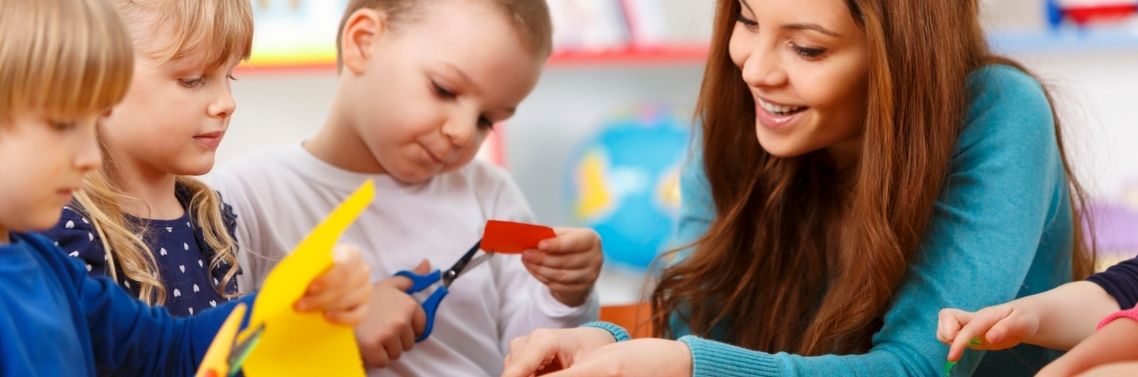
[295,300,307,311]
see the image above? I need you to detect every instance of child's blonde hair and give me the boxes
[0,0,133,121]
[334,0,553,71]
[74,0,253,305]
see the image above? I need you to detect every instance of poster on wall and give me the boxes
[245,0,348,68]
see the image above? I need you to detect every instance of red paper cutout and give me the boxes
[482,220,556,253]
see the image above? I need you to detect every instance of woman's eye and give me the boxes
[735,13,758,28]
[792,44,827,59]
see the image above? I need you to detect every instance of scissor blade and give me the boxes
[444,254,492,287]
[443,241,481,277]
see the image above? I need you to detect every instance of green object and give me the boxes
[943,338,982,376]
[226,324,265,377]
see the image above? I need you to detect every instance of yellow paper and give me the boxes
[242,180,374,377]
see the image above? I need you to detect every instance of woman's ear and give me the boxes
[340,8,386,75]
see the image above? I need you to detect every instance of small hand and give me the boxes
[521,227,603,307]
[355,260,430,368]
[294,245,373,325]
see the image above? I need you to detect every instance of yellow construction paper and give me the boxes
[242,180,374,377]
[195,303,246,377]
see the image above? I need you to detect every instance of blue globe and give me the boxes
[563,105,692,270]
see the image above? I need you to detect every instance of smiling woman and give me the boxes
[498,0,1094,375]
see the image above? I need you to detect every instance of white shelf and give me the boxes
[989,30,1138,54]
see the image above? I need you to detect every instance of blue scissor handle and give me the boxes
[395,269,442,292]
[415,285,448,342]
[394,269,449,342]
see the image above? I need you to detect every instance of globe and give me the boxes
[564,105,692,270]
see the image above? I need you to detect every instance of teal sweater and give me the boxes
[590,65,1075,376]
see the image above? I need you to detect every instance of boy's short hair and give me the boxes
[0,0,134,121]
[334,0,553,71]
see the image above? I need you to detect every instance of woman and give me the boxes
[500,0,1094,376]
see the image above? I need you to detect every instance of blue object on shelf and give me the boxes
[1046,0,1064,30]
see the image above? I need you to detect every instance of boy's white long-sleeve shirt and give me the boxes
[208,144,598,377]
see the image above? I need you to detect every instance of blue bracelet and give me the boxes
[582,321,632,342]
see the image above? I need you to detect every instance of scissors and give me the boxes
[394,240,491,342]
[195,303,266,377]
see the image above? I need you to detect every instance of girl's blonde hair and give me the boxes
[0,0,133,121]
[75,0,253,305]
[115,0,254,69]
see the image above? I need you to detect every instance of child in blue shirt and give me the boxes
[0,0,372,374]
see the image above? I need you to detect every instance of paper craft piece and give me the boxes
[195,303,247,377]
[482,220,557,253]
[241,180,375,377]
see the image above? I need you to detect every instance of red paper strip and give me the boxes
[482,220,556,254]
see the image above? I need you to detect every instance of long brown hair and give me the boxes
[651,0,1094,355]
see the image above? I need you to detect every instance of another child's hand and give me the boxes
[294,245,373,325]
[355,260,429,369]
[521,227,603,307]
[937,304,1040,362]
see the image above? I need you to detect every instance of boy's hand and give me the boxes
[937,304,1041,362]
[355,260,429,368]
[294,245,373,325]
[520,227,603,307]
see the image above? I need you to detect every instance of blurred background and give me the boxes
[221,0,1138,306]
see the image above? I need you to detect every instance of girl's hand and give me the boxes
[501,327,619,377]
[521,227,603,307]
[937,304,1040,362]
[294,245,373,325]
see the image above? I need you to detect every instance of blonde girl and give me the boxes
[43,0,252,316]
